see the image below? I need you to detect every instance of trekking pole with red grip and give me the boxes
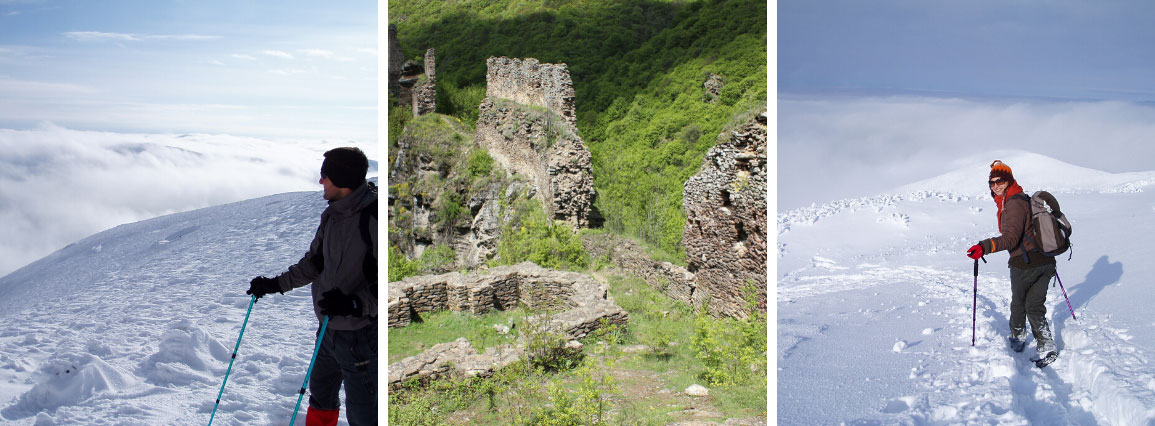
[972,256,986,346]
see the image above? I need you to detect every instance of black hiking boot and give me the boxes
[1009,337,1026,353]
[1032,351,1058,368]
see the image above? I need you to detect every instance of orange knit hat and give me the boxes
[989,160,1014,184]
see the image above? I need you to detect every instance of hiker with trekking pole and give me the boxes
[966,160,1072,369]
[241,147,378,425]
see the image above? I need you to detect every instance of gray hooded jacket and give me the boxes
[276,181,378,331]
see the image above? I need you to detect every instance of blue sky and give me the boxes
[779,0,1155,103]
[0,0,377,140]
[0,1,377,277]
[777,1,1155,210]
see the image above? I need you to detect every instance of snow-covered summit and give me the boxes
[896,150,1155,196]
[0,184,365,424]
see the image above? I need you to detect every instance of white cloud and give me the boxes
[268,68,307,76]
[64,32,220,43]
[298,48,333,58]
[261,50,294,59]
[231,53,257,60]
[778,94,1155,210]
[147,34,221,41]
[0,77,97,95]
[65,31,140,42]
[0,125,378,277]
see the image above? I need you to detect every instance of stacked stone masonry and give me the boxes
[413,48,436,116]
[387,262,629,390]
[682,112,768,318]
[474,57,594,228]
[484,57,576,126]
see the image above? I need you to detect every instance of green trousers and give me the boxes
[1009,263,1057,356]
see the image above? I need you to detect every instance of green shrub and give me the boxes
[493,199,589,270]
[388,244,420,282]
[467,148,496,179]
[437,191,467,226]
[520,313,583,372]
[525,362,617,426]
[690,284,766,386]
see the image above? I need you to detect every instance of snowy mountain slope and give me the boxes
[0,185,359,425]
[777,153,1155,425]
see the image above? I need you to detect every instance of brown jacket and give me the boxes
[980,193,1055,269]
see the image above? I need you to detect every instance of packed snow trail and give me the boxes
[0,186,360,425]
[777,152,1155,425]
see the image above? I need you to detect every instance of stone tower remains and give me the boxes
[413,48,437,116]
[474,57,593,228]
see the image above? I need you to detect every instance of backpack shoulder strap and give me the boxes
[359,182,379,294]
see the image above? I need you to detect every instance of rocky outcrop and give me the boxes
[474,57,594,228]
[683,112,767,318]
[703,73,724,103]
[388,262,628,390]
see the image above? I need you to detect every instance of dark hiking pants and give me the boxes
[308,321,377,426]
[1009,263,1056,356]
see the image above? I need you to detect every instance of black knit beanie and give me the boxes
[321,147,368,189]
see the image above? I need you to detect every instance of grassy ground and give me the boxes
[388,307,528,363]
[388,268,767,426]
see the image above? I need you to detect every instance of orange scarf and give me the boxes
[993,182,1024,233]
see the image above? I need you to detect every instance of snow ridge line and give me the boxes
[777,191,976,235]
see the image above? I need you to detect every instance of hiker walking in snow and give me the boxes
[967,160,1058,367]
[247,147,378,425]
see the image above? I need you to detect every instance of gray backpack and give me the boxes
[1012,191,1072,261]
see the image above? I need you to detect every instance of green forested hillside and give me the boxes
[389,0,766,262]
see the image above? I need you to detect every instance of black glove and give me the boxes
[319,289,362,317]
[246,276,282,300]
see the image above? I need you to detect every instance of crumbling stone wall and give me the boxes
[387,262,628,390]
[388,262,625,330]
[474,57,593,228]
[484,57,576,126]
[682,112,768,318]
[582,235,701,309]
[413,48,437,116]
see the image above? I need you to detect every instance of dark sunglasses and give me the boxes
[988,179,1004,186]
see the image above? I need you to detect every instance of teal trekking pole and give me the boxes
[209,294,257,426]
[289,315,330,425]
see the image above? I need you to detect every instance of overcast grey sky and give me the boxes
[778,0,1155,210]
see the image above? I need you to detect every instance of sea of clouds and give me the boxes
[778,94,1155,211]
[0,123,378,277]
